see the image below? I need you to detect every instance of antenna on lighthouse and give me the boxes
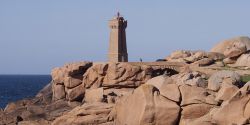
[115,0,121,17]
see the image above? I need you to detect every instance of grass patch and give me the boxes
[241,75,250,83]
[221,66,232,70]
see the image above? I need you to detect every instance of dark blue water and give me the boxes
[0,75,51,109]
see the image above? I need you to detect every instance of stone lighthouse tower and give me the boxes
[108,12,128,62]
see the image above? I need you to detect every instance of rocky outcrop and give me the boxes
[114,84,180,125]
[185,81,250,125]
[208,70,242,91]
[165,37,250,67]
[0,83,81,125]
[223,41,247,58]
[51,62,92,84]
[215,82,239,101]
[52,84,65,101]
[178,83,217,124]
[166,50,224,66]
[211,36,250,55]
[111,70,250,125]
[211,82,250,125]
[235,53,250,67]
[83,63,153,89]
[52,103,114,125]
[46,62,181,125]
[52,62,176,103]
[210,36,250,66]
[146,75,181,102]
[109,73,215,125]
[223,57,237,64]
[3,36,250,125]
[51,61,92,101]
[172,71,207,87]
[2,63,250,125]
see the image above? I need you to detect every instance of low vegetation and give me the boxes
[241,75,250,83]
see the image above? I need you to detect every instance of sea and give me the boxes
[0,75,51,109]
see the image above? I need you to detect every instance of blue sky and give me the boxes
[0,1,250,74]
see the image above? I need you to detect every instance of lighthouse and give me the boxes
[108,12,128,62]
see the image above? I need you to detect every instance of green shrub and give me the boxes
[241,75,250,83]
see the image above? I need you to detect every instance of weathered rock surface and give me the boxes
[36,82,52,99]
[83,63,153,89]
[18,120,50,125]
[209,36,250,66]
[52,103,114,125]
[223,57,236,64]
[51,62,92,84]
[114,84,180,125]
[235,53,250,67]
[66,84,85,101]
[179,84,217,106]
[51,61,183,104]
[145,75,171,89]
[215,82,239,101]
[168,50,192,59]
[207,52,225,61]
[208,70,241,91]
[172,71,207,88]
[85,88,104,103]
[193,58,214,66]
[146,75,181,102]
[179,114,214,125]
[166,50,221,66]
[52,84,65,101]
[64,76,82,89]
[211,36,250,55]
[211,82,250,125]
[51,61,92,101]
[181,103,214,120]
